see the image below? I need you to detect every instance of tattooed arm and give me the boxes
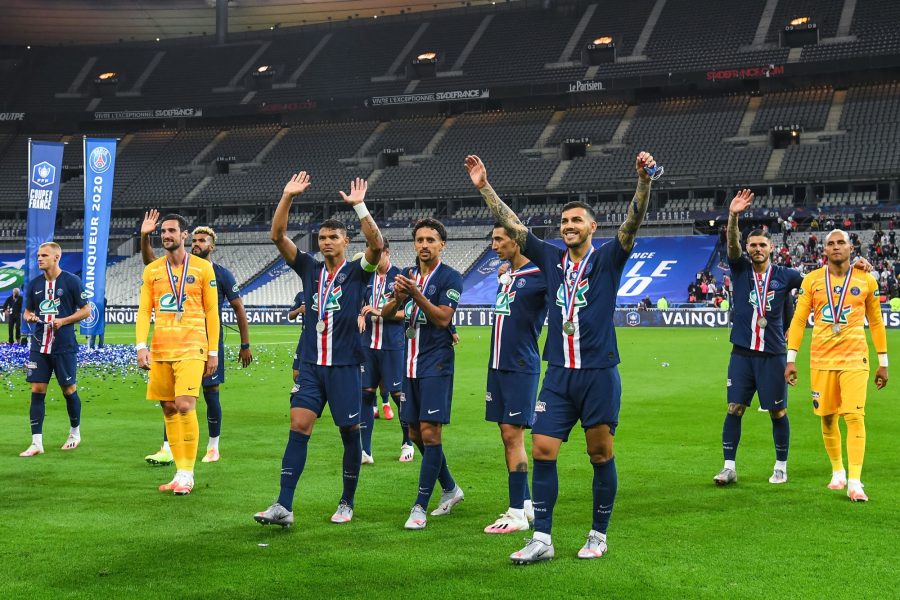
[727,189,754,260]
[617,151,656,252]
[465,155,528,250]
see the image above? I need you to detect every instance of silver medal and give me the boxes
[563,320,576,336]
[757,317,767,329]
[405,327,417,339]
[499,273,512,286]
[175,312,183,322]
[315,320,326,333]
[832,324,841,334]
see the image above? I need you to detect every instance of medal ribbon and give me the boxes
[372,263,390,307]
[408,262,441,328]
[165,254,190,316]
[318,259,346,323]
[752,265,772,320]
[561,247,594,324]
[824,267,852,326]
[500,265,541,291]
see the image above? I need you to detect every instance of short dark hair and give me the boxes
[413,217,447,241]
[746,229,772,241]
[492,221,517,240]
[161,213,189,232]
[561,201,596,222]
[319,218,347,236]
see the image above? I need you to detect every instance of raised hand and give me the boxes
[283,171,311,198]
[635,151,657,180]
[465,155,488,189]
[339,177,368,205]
[729,189,754,215]
[141,209,159,236]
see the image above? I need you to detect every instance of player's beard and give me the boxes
[562,228,590,250]
[192,247,210,259]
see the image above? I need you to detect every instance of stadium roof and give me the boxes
[0,0,507,46]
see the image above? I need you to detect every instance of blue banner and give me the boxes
[25,140,64,335]
[460,236,718,305]
[80,138,117,336]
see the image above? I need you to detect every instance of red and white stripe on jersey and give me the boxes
[369,270,389,350]
[404,263,441,378]
[40,278,56,354]
[562,283,589,369]
[316,309,334,365]
[749,310,766,352]
[490,266,540,369]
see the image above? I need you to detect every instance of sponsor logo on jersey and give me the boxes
[38,297,60,315]
[446,289,461,302]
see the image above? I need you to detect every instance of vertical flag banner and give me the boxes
[25,139,64,336]
[80,137,116,336]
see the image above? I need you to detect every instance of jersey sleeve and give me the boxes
[865,273,888,354]
[72,273,88,309]
[291,292,304,311]
[602,238,629,267]
[439,271,464,310]
[728,256,749,275]
[24,280,36,312]
[136,266,153,345]
[202,262,220,350]
[289,251,316,278]
[787,273,814,352]
[523,231,559,273]
[221,268,240,303]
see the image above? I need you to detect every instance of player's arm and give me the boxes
[617,151,656,253]
[202,263,220,378]
[228,296,253,367]
[864,274,889,389]
[288,303,305,320]
[726,189,753,260]
[785,275,815,385]
[54,303,91,330]
[466,155,528,251]
[379,289,407,322]
[339,178,382,271]
[136,267,153,370]
[140,209,160,266]
[271,171,311,265]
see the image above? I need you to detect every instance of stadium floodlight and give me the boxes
[582,36,615,65]
[789,16,810,26]
[409,52,438,78]
[782,16,817,47]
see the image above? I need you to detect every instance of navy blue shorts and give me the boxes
[361,347,403,392]
[727,351,788,410]
[26,351,77,386]
[202,340,226,387]
[291,338,302,372]
[400,375,453,424]
[532,365,621,441]
[486,369,539,427]
[290,363,362,427]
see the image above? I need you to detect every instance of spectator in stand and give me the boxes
[700,280,709,300]
[639,295,652,311]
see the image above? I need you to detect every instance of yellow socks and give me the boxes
[164,412,183,468]
[178,409,200,472]
[820,414,844,473]
[844,413,866,481]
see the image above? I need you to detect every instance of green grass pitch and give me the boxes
[1,325,898,599]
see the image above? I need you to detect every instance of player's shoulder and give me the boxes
[26,274,44,289]
[212,261,235,279]
[191,255,213,270]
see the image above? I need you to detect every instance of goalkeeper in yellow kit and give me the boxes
[136,213,220,495]
[785,230,889,502]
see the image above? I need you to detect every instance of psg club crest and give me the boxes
[31,161,56,187]
[626,311,641,326]
[89,146,112,174]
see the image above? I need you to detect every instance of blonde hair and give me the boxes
[38,241,62,256]
[192,226,217,245]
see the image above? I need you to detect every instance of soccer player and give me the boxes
[468,151,655,562]
[380,218,465,530]
[136,214,220,495]
[713,189,802,486]
[19,242,91,456]
[358,239,409,464]
[479,224,547,534]
[139,210,253,465]
[785,229,889,502]
[254,173,383,527]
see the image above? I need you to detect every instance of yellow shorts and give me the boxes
[809,369,868,416]
[147,359,205,401]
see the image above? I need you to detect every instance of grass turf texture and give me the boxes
[1,325,898,599]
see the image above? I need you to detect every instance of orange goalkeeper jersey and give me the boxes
[136,254,220,362]
[787,266,887,371]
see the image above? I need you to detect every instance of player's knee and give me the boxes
[589,452,615,465]
[161,402,178,418]
[340,424,360,434]
[31,383,48,394]
[727,403,746,417]
[204,385,219,394]
[61,384,77,395]
[362,387,375,394]
[174,397,195,414]
[500,426,524,449]
[769,408,786,419]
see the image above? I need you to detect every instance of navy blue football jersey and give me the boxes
[729,256,803,354]
[364,264,405,351]
[489,261,547,373]
[290,252,369,366]
[25,270,87,354]
[401,262,463,378]
[523,232,627,369]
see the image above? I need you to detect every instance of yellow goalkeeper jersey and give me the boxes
[137,254,220,362]
[787,266,887,371]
